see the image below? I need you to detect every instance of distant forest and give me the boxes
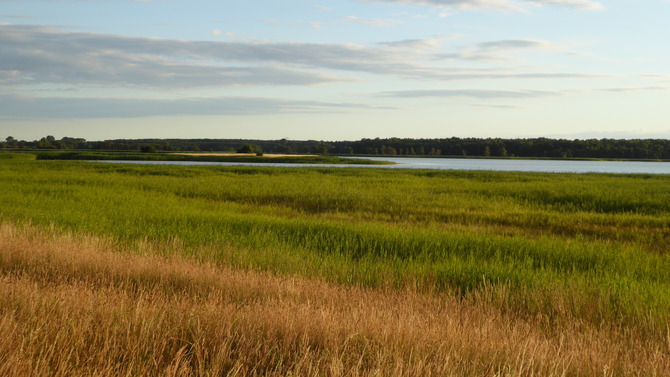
[3,135,670,160]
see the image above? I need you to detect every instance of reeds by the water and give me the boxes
[1,159,669,375]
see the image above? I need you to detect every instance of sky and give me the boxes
[1,0,669,141]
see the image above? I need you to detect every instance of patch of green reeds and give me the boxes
[32,150,389,164]
[0,152,36,160]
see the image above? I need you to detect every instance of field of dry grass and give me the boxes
[2,222,669,377]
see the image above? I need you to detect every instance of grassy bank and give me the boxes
[31,150,390,165]
[1,159,669,375]
[0,152,37,160]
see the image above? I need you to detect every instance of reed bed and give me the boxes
[1,159,669,375]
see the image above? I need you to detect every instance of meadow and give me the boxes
[1,157,669,376]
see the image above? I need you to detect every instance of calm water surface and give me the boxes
[359,157,670,174]
[98,157,670,174]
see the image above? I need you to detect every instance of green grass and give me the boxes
[1,159,670,339]
[0,152,36,160]
[31,150,390,164]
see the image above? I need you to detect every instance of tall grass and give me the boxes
[2,223,668,376]
[1,160,669,348]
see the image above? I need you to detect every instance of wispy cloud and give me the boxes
[472,103,524,109]
[379,35,458,50]
[0,94,390,119]
[0,14,31,19]
[595,86,670,93]
[357,0,523,11]
[475,39,550,51]
[530,0,603,11]
[379,85,668,101]
[639,74,670,82]
[345,15,402,27]
[357,0,603,11]
[0,25,603,91]
[379,88,561,98]
[0,25,351,88]
[436,39,588,62]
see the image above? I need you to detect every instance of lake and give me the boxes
[356,157,670,174]
[97,157,670,174]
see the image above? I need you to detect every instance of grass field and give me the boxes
[1,158,669,376]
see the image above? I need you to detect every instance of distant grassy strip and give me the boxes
[33,150,390,164]
[1,160,669,339]
[0,152,36,160]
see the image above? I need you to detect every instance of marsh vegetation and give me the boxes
[1,159,669,376]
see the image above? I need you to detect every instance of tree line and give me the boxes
[3,135,670,160]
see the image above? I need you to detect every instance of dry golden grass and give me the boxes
[1,222,668,376]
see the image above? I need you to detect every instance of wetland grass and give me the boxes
[1,159,669,375]
[2,223,669,376]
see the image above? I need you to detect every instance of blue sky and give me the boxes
[1,0,669,141]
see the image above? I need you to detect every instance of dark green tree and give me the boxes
[5,136,17,148]
[237,144,256,153]
[381,145,397,155]
[36,137,56,149]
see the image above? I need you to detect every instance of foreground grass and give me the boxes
[2,223,669,376]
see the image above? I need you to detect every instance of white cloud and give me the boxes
[0,14,31,19]
[595,86,670,93]
[357,0,604,11]
[475,39,551,51]
[435,39,588,62]
[378,86,669,103]
[357,0,522,11]
[530,0,603,11]
[345,15,402,27]
[379,88,561,98]
[471,103,524,109]
[379,36,450,51]
[210,29,222,37]
[639,74,670,80]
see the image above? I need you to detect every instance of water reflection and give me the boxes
[96,157,670,174]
